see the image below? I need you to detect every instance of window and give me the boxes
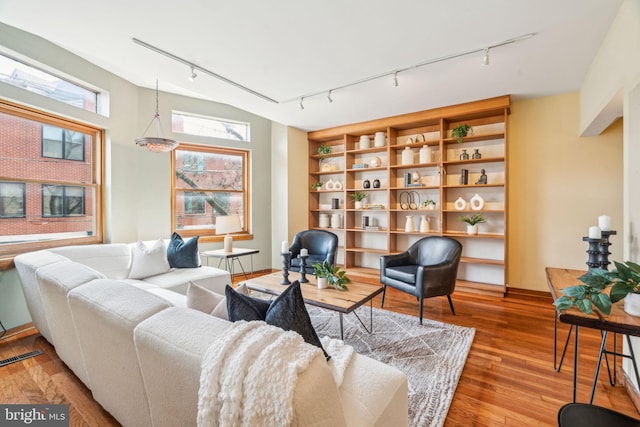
[0,99,102,255]
[171,143,250,240]
[0,53,98,113]
[42,125,85,161]
[0,182,25,218]
[184,192,206,215]
[172,111,250,142]
[42,185,85,217]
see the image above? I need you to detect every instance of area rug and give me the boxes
[307,305,475,427]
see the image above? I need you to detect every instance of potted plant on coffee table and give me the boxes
[554,261,640,317]
[312,260,351,291]
[460,213,485,235]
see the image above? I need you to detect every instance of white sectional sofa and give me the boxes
[14,243,408,427]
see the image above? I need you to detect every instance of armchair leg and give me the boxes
[419,297,424,325]
[447,295,456,315]
[380,285,386,308]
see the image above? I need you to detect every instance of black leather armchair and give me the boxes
[380,236,462,324]
[289,230,339,274]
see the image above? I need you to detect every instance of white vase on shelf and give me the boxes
[401,147,414,165]
[405,216,415,232]
[419,215,430,233]
[454,197,467,211]
[419,145,431,164]
[374,132,386,147]
[469,193,485,211]
[467,224,479,235]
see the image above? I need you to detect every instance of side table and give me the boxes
[200,248,259,279]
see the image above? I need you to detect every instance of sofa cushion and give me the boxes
[225,282,329,359]
[142,266,231,295]
[167,232,200,268]
[51,243,132,279]
[186,282,250,320]
[128,239,171,279]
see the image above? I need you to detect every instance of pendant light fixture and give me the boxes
[135,79,178,153]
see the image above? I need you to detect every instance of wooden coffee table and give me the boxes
[241,272,383,340]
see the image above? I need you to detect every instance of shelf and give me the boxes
[345,247,389,254]
[346,166,386,172]
[442,209,504,213]
[308,96,509,289]
[391,162,439,170]
[346,146,387,154]
[460,256,504,266]
[310,170,345,176]
[443,156,504,166]
[389,229,440,235]
[311,152,344,160]
[443,231,505,239]
[442,183,504,189]
[443,132,505,145]
[391,185,439,190]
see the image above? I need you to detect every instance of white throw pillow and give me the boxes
[128,239,171,279]
[186,282,250,320]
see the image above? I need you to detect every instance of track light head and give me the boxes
[482,48,490,66]
[393,71,399,87]
[189,67,197,82]
[299,97,304,110]
[328,90,333,103]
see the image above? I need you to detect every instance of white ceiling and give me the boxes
[0,0,623,131]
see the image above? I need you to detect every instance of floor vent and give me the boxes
[0,349,43,367]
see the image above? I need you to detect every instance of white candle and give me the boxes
[300,248,308,257]
[589,226,601,239]
[281,240,289,253]
[598,215,611,231]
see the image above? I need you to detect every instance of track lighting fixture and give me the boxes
[482,48,490,66]
[133,33,534,107]
[189,67,197,82]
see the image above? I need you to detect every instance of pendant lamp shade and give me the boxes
[135,79,178,153]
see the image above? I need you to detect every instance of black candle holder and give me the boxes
[583,237,603,272]
[281,252,291,285]
[299,254,309,283]
[598,230,617,270]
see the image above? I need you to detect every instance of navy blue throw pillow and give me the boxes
[225,282,330,360]
[225,285,271,321]
[167,232,200,268]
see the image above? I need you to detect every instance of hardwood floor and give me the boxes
[1,277,638,426]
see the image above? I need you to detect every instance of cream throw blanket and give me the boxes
[197,321,353,427]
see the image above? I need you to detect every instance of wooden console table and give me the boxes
[546,267,640,403]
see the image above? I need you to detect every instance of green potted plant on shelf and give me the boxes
[452,124,473,143]
[312,260,351,291]
[317,143,332,160]
[460,213,485,235]
[350,191,367,209]
[554,261,640,317]
[311,182,324,191]
[422,199,436,210]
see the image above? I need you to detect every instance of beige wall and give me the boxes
[508,92,623,292]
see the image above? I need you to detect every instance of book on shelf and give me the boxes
[364,226,380,231]
[352,163,369,169]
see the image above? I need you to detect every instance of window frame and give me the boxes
[41,124,86,161]
[0,99,103,260]
[0,181,26,219]
[171,142,251,243]
[41,184,86,217]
